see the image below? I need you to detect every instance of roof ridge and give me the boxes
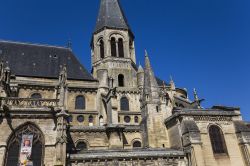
[0,39,69,50]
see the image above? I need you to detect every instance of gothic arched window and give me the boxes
[120,97,129,111]
[110,37,117,57]
[118,74,124,87]
[133,141,142,148]
[76,141,87,153]
[209,125,228,154]
[118,38,124,58]
[75,95,86,110]
[99,39,104,59]
[5,123,44,166]
[31,93,42,99]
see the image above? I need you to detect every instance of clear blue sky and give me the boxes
[0,0,249,121]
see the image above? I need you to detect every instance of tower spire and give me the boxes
[94,0,133,35]
[143,50,160,102]
[169,75,176,90]
[144,50,152,70]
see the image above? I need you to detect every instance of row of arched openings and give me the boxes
[32,94,129,112]
[30,93,87,111]
[99,37,124,59]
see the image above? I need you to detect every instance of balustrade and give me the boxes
[0,97,59,108]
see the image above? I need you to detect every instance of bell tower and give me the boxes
[91,0,137,88]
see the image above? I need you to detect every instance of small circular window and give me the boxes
[124,116,131,123]
[77,115,84,123]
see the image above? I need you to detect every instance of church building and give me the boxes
[0,0,249,165]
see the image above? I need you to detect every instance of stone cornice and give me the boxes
[118,111,142,115]
[165,110,240,125]
[70,149,185,161]
[69,125,141,133]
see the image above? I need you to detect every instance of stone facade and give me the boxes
[0,0,249,166]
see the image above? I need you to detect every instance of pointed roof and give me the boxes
[138,64,144,73]
[94,0,133,34]
[143,51,160,102]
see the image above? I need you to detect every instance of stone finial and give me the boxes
[193,88,199,102]
[144,50,152,70]
[4,66,11,84]
[67,38,72,49]
[0,61,4,81]
[138,64,144,73]
[145,49,148,57]
[169,75,175,90]
[59,65,67,87]
[193,88,204,109]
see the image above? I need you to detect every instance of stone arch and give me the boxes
[108,32,125,40]
[97,37,105,59]
[131,139,142,148]
[120,96,129,111]
[75,139,89,153]
[75,95,86,110]
[110,37,117,57]
[118,74,125,87]
[118,38,124,58]
[30,92,42,99]
[4,122,45,166]
[208,124,228,154]
[99,115,104,126]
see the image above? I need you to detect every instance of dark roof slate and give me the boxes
[0,41,95,81]
[156,77,168,87]
[94,0,132,34]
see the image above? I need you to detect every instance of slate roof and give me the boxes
[94,0,133,34]
[0,40,95,81]
[156,77,168,86]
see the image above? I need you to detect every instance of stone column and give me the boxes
[0,145,6,166]
[54,110,68,166]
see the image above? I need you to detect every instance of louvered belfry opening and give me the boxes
[5,123,44,166]
[209,125,228,154]
[99,39,105,59]
[111,37,117,57]
[118,38,124,58]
